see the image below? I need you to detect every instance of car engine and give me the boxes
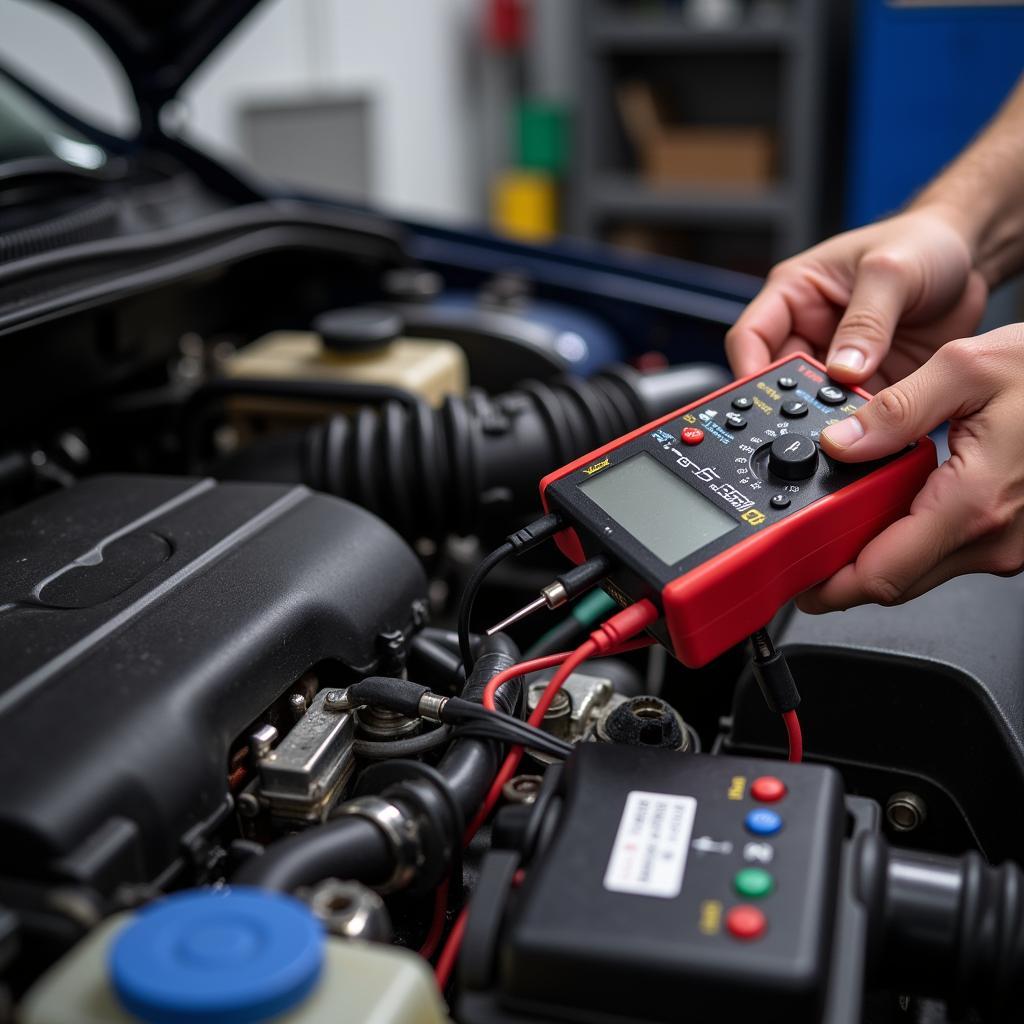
[3,51,1024,1024]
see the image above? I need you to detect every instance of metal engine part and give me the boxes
[258,689,357,822]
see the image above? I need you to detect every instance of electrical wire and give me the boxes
[434,902,469,990]
[783,709,803,763]
[456,512,563,674]
[468,602,658,845]
[434,606,657,989]
[457,541,514,674]
[450,720,574,761]
[352,725,453,759]
[481,635,657,714]
[418,877,450,959]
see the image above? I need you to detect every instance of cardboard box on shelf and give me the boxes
[617,81,775,187]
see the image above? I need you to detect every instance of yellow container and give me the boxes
[492,170,558,242]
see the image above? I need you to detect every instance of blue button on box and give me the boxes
[745,808,783,836]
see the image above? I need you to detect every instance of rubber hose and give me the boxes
[233,814,393,892]
[215,363,729,540]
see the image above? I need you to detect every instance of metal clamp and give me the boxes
[334,796,422,893]
[417,691,449,723]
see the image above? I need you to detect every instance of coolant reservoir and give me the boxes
[18,888,449,1024]
[223,307,467,424]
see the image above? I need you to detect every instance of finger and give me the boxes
[826,253,915,383]
[819,342,989,463]
[725,287,792,377]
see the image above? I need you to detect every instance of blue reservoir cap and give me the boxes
[110,887,324,1023]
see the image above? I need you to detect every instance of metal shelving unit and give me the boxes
[572,0,835,270]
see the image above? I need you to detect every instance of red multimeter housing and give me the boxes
[539,353,936,667]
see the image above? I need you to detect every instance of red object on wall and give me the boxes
[485,0,527,49]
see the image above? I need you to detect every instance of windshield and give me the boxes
[0,73,107,171]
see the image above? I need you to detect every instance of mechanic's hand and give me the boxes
[726,208,989,390]
[797,325,1024,612]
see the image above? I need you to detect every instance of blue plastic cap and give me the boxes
[110,887,324,1024]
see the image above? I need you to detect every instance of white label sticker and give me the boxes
[603,790,697,899]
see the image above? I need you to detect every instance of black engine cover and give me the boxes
[0,475,426,889]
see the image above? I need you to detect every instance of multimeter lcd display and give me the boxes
[578,453,737,566]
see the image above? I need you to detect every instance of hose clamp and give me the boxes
[334,796,422,893]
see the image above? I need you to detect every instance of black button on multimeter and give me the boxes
[781,400,808,418]
[817,385,846,405]
[767,434,818,481]
[725,412,747,430]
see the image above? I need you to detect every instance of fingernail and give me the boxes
[821,416,864,448]
[830,347,865,372]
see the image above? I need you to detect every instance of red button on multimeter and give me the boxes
[539,353,936,668]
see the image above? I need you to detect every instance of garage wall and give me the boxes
[0,0,480,223]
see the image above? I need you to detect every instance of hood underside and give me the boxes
[38,0,263,123]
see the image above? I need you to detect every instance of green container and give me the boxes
[516,100,570,175]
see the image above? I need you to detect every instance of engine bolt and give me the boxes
[503,775,544,805]
[324,690,350,711]
[886,791,927,833]
[236,793,260,818]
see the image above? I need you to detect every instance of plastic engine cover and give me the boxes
[0,476,427,889]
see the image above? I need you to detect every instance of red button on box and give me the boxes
[681,427,705,445]
[726,905,767,941]
[750,776,787,803]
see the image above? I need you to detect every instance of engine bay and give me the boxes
[3,121,1024,1022]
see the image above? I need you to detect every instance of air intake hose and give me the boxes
[216,362,728,540]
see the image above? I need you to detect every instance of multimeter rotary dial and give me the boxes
[767,434,819,481]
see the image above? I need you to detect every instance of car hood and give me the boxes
[41,0,263,125]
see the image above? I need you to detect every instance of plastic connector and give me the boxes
[589,599,659,654]
[505,513,563,554]
[750,629,801,714]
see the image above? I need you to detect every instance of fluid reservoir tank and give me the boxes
[18,888,450,1024]
[223,306,468,429]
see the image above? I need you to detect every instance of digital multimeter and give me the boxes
[540,353,936,667]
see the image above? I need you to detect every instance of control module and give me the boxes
[460,744,849,1024]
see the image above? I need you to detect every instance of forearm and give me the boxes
[911,74,1024,287]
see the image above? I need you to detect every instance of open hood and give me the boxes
[40,0,263,128]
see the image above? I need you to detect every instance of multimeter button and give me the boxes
[734,868,775,899]
[778,376,798,390]
[725,412,747,430]
[745,808,783,836]
[769,494,791,510]
[817,385,846,405]
[726,905,767,940]
[768,434,818,481]
[681,426,705,445]
[750,776,787,802]
[781,400,809,418]
[731,396,753,410]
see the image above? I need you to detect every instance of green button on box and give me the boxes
[734,867,774,899]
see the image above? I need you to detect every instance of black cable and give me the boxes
[457,512,563,674]
[749,626,801,713]
[442,699,573,756]
[457,541,514,674]
[452,722,573,761]
[353,725,453,760]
